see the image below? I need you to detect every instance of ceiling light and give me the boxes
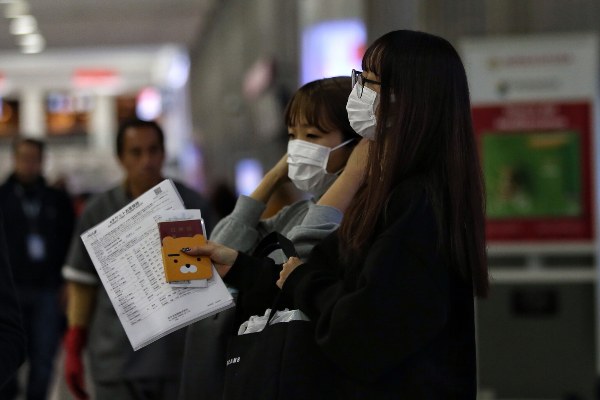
[4,0,29,18]
[17,32,44,47]
[21,42,44,54]
[9,14,37,35]
[20,34,45,54]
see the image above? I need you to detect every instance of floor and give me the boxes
[14,347,570,400]
[15,345,91,400]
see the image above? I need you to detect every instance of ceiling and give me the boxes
[0,0,219,52]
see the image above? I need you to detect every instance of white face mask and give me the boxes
[287,138,354,197]
[346,85,379,140]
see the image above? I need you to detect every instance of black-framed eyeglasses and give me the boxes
[351,69,381,98]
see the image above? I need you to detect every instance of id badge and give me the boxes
[27,233,46,261]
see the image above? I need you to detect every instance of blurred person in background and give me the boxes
[0,211,27,396]
[0,138,75,400]
[61,118,216,400]
[179,76,360,400]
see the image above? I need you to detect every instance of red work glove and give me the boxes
[63,326,89,400]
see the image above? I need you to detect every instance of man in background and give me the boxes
[0,138,76,400]
[62,118,216,400]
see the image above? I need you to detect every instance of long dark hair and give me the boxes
[339,30,489,297]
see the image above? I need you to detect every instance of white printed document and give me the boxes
[80,179,234,350]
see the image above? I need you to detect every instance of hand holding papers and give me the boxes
[80,179,234,351]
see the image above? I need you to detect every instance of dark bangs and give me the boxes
[284,89,331,132]
[362,41,385,76]
[284,77,357,139]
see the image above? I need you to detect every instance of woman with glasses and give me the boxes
[187,30,488,398]
[179,76,361,400]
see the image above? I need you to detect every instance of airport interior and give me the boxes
[1,0,600,399]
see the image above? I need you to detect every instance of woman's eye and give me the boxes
[287,133,295,140]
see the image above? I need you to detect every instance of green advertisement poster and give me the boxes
[482,131,581,218]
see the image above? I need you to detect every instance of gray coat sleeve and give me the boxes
[286,203,342,260]
[211,195,342,262]
[209,195,267,251]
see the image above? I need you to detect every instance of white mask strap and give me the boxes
[330,138,356,152]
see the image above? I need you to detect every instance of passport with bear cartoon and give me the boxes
[158,219,213,283]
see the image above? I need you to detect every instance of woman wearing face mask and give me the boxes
[178,76,360,400]
[186,30,488,398]
[207,76,360,320]
[210,76,360,266]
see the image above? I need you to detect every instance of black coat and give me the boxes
[227,179,477,399]
[0,211,26,387]
[0,174,75,288]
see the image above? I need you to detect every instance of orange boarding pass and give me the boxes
[158,219,213,282]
